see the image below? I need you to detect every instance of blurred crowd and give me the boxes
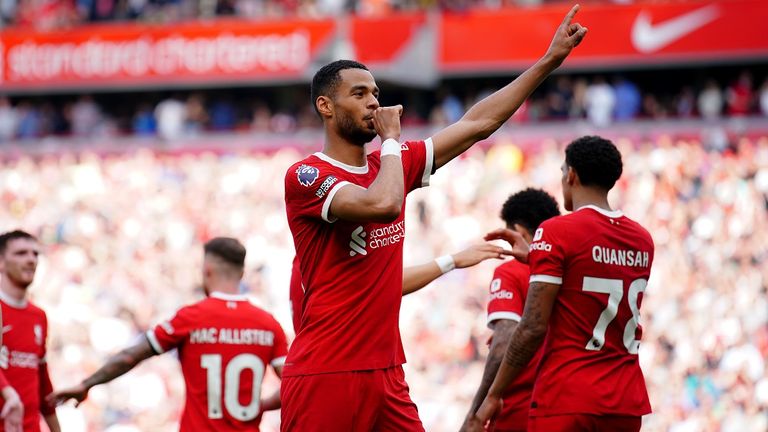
[2,0,654,30]
[2,70,768,143]
[0,129,765,431]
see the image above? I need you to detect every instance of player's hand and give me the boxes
[484,228,529,263]
[1,386,23,432]
[544,4,588,67]
[373,105,403,142]
[467,395,502,432]
[459,412,485,432]
[46,383,90,407]
[452,243,510,269]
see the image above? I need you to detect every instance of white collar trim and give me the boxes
[314,152,369,174]
[209,292,248,302]
[577,204,623,218]
[0,289,28,308]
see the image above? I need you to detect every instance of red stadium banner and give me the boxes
[0,19,336,91]
[440,0,768,73]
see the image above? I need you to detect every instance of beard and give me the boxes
[336,110,377,146]
[8,270,34,289]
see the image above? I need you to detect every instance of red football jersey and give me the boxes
[485,259,543,429]
[288,255,303,334]
[527,205,654,417]
[0,293,55,432]
[147,292,289,431]
[283,140,433,376]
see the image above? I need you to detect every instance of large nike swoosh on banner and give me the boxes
[631,5,720,54]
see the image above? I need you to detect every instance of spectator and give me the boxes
[70,95,102,137]
[154,95,186,140]
[760,78,768,117]
[0,97,18,142]
[726,71,753,116]
[698,80,723,120]
[613,76,641,121]
[132,104,157,136]
[584,76,616,126]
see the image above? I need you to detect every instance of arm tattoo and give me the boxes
[503,282,550,369]
[83,344,153,388]
[469,320,517,413]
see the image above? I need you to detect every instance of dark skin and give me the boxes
[315,4,586,226]
[460,225,536,432]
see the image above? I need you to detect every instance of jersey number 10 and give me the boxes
[201,353,266,421]
[582,276,647,354]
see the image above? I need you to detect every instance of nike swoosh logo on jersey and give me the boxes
[631,5,719,53]
[1,325,11,334]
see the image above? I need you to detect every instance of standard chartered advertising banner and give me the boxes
[0,19,336,91]
[1,0,766,91]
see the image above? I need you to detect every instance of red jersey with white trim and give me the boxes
[147,293,289,431]
[527,205,654,417]
[283,139,433,376]
[486,259,542,428]
[0,294,55,432]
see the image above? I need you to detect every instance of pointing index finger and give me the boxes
[562,4,580,27]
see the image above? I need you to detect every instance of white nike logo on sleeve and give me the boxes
[1,325,11,334]
[631,5,719,53]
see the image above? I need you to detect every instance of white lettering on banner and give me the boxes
[7,32,310,82]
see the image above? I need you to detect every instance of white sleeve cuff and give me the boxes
[146,330,165,354]
[321,181,351,223]
[271,356,287,368]
[530,274,563,285]
[422,137,434,187]
[486,311,522,329]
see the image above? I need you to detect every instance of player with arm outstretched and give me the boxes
[49,238,288,432]
[282,7,586,431]
[470,136,654,432]
[288,243,508,333]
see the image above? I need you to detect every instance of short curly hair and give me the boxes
[500,188,561,232]
[310,60,369,116]
[565,135,623,190]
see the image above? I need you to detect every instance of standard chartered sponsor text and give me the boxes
[369,220,405,250]
[8,32,310,81]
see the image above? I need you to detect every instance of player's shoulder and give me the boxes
[245,300,285,330]
[286,153,324,182]
[495,258,529,278]
[23,301,47,318]
[620,215,654,245]
[536,213,575,233]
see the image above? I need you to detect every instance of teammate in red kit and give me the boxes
[461,189,560,432]
[50,237,288,432]
[282,6,586,431]
[470,136,654,432]
[0,230,60,432]
[288,244,508,334]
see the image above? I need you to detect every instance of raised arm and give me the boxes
[329,105,406,223]
[402,243,507,296]
[48,337,157,407]
[431,5,588,169]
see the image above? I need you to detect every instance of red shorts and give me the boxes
[280,366,424,432]
[528,414,641,432]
